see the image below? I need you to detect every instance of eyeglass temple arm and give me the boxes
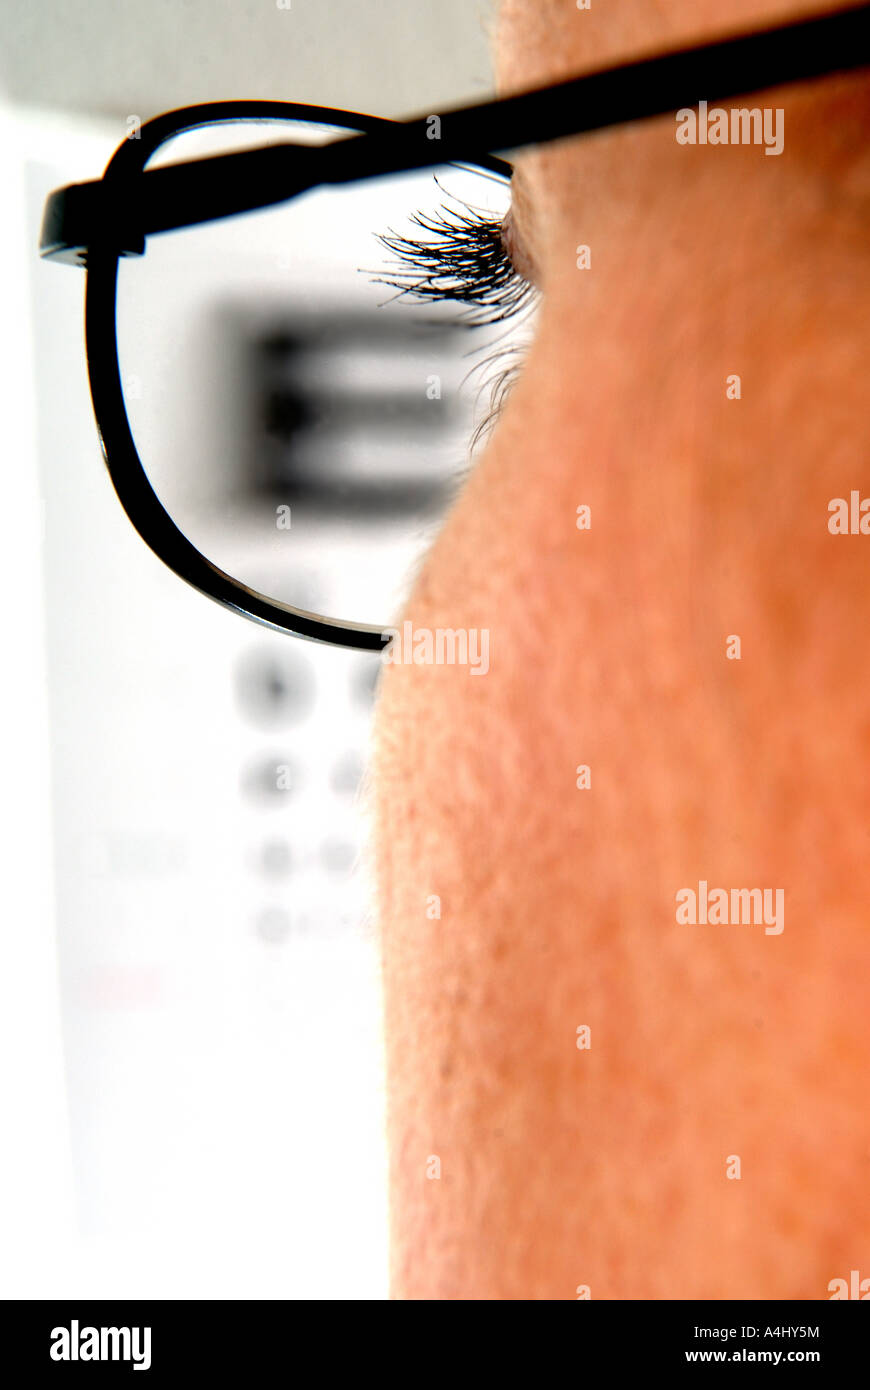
[40,0,870,265]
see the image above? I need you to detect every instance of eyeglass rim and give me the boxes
[84,103,510,650]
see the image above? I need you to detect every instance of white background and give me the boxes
[0,0,496,1300]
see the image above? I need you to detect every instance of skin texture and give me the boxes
[373,0,870,1299]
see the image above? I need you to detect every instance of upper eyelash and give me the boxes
[369,184,539,449]
[371,188,537,327]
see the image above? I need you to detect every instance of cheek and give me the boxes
[372,352,589,1054]
[371,327,870,1297]
[373,350,586,919]
[371,308,673,1059]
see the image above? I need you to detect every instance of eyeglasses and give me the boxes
[40,2,870,651]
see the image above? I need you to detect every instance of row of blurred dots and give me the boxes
[234,646,381,728]
[235,647,381,941]
[255,834,357,879]
[241,748,365,802]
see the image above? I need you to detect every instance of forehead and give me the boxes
[494,0,843,93]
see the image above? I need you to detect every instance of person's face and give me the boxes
[374,0,870,1298]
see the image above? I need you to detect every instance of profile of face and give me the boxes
[373,0,870,1300]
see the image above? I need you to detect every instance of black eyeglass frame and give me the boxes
[39,2,870,651]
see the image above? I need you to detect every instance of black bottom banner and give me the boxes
[2,1298,866,1376]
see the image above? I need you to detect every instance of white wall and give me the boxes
[0,0,496,119]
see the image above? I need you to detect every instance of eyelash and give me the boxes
[372,193,536,327]
[372,188,538,445]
